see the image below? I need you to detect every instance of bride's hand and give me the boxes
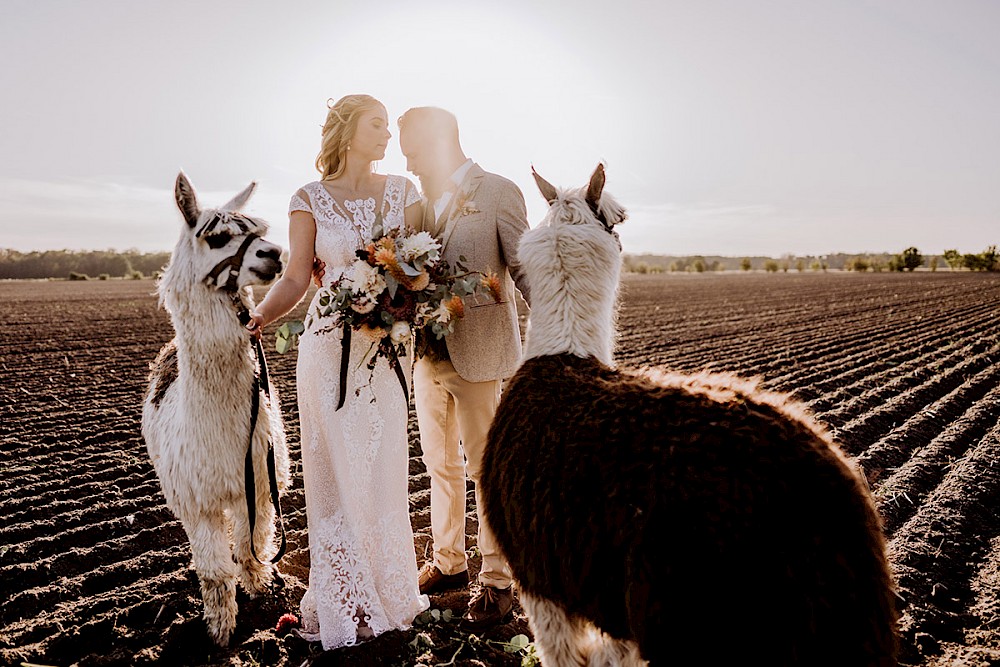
[312,257,326,288]
[245,310,265,340]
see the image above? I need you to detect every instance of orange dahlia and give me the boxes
[407,270,431,291]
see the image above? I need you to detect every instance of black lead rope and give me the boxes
[237,307,288,573]
[335,324,409,411]
[336,325,351,410]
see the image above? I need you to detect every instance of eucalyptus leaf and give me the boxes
[386,274,399,299]
[401,262,422,277]
[275,336,293,354]
[288,320,305,335]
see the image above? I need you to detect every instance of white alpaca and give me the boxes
[518,165,626,368]
[142,172,291,646]
[481,165,898,667]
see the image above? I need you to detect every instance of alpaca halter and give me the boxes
[203,233,260,292]
[583,201,623,251]
[591,212,622,252]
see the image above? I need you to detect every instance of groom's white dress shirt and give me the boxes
[433,158,474,220]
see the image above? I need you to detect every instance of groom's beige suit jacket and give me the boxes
[419,163,531,382]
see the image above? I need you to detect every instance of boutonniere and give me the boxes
[458,200,479,217]
[453,184,481,218]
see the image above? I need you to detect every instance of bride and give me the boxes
[247,94,429,648]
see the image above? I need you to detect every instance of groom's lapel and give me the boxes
[440,164,485,250]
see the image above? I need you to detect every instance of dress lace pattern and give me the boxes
[293,175,428,649]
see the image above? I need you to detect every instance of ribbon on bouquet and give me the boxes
[336,324,410,411]
[336,325,351,410]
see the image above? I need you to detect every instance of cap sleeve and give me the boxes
[289,188,312,215]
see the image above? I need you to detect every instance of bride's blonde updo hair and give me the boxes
[316,94,383,180]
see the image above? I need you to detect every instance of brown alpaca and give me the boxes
[479,165,898,666]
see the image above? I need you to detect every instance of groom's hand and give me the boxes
[312,257,326,288]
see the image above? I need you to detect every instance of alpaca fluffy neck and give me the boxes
[520,225,620,367]
[161,274,257,394]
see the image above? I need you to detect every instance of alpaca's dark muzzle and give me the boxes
[257,246,281,262]
[252,259,282,282]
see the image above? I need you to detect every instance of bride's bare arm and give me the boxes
[404,199,422,233]
[403,178,423,233]
[246,209,316,334]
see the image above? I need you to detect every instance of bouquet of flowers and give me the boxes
[275,214,502,372]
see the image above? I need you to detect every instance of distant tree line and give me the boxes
[845,246,999,273]
[624,245,999,274]
[0,248,170,280]
[941,246,999,272]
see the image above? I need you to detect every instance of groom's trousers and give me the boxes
[413,356,513,589]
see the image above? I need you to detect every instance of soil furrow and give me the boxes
[825,343,999,454]
[0,517,183,600]
[0,543,192,627]
[856,362,1000,484]
[874,383,1000,535]
[888,424,1000,664]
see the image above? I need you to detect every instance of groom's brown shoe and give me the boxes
[418,563,469,595]
[462,585,514,630]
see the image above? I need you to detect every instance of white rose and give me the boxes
[398,231,441,262]
[390,320,411,344]
[365,272,386,297]
[344,261,369,290]
[347,261,384,297]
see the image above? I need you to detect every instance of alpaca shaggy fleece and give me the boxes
[141,172,290,647]
[481,353,898,666]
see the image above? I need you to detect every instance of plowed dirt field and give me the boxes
[2,272,999,666]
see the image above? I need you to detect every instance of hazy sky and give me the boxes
[2,0,998,257]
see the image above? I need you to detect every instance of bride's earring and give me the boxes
[347,142,352,151]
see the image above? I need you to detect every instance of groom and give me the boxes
[398,106,532,629]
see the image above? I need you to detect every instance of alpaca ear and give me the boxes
[221,181,257,212]
[532,166,559,205]
[175,171,200,228]
[586,163,605,210]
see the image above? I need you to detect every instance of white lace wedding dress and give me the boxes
[290,175,429,649]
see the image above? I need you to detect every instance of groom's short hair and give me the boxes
[398,107,460,146]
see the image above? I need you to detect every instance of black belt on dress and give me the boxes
[336,324,409,411]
